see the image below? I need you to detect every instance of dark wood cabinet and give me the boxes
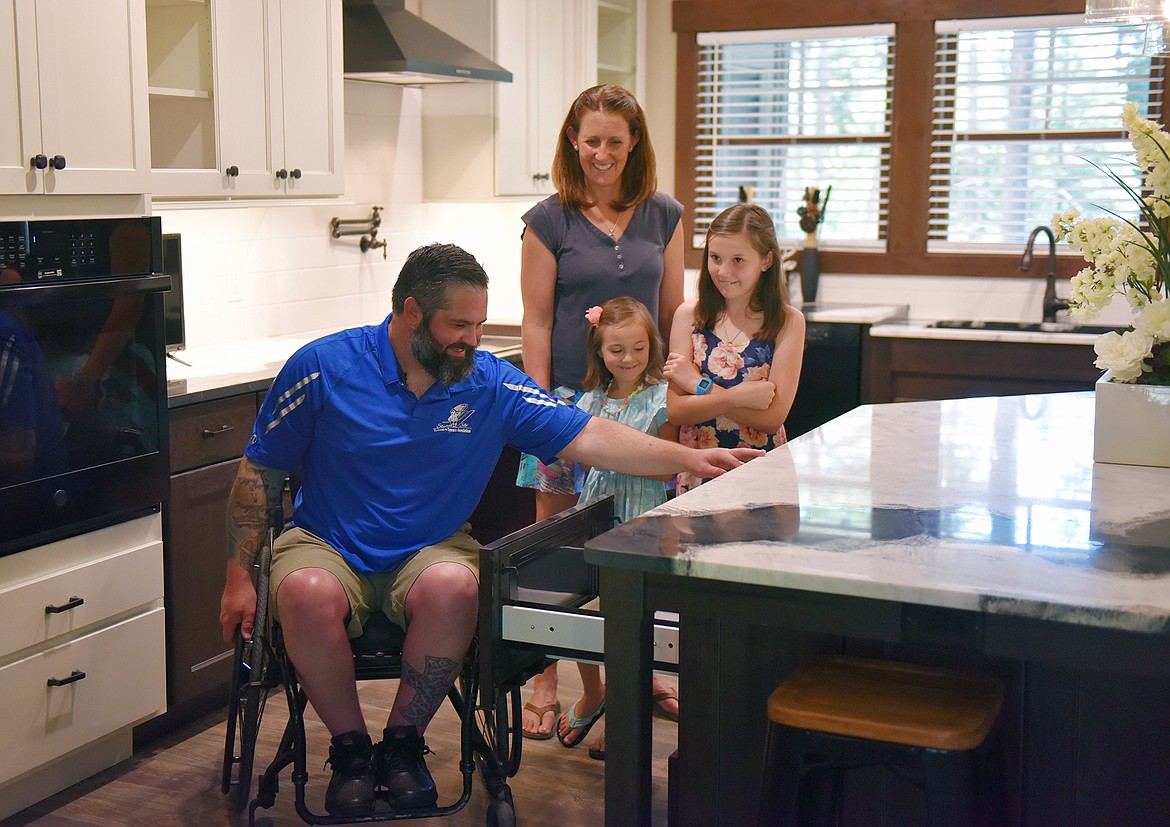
[166,457,240,707]
[137,389,259,745]
[866,336,1102,403]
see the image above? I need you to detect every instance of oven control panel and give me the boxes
[0,217,160,284]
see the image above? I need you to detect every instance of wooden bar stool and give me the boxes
[758,654,1004,827]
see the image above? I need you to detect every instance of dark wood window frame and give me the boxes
[672,0,1168,278]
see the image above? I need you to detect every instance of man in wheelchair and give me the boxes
[218,243,761,818]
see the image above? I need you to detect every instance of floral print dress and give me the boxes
[677,329,785,493]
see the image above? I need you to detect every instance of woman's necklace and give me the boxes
[593,205,625,239]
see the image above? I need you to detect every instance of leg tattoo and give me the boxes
[399,655,459,729]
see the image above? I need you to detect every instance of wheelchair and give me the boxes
[219,475,618,826]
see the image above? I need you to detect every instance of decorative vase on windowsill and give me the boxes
[1052,102,1170,467]
[796,186,830,304]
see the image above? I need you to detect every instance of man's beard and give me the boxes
[411,319,476,386]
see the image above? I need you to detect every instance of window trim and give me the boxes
[672,0,1170,278]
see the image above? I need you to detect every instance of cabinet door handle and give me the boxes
[30,154,48,170]
[276,168,288,180]
[226,165,240,177]
[290,168,302,179]
[202,425,235,438]
[47,670,87,687]
[50,154,67,170]
[45,596,85,614]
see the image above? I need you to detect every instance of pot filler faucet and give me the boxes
[1019,225,1070,323]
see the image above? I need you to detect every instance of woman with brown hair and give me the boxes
[517,84,684,744]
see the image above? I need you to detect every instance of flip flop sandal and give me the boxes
[521,701,561,740]
[588,732,606,761]
[651,688,679,722]
[556,699,606,748]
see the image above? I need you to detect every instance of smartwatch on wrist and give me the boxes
[695,376,713,395]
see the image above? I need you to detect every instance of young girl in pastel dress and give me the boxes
[556,296,680,758]
[664,204,805,491]
[576,297,677,522]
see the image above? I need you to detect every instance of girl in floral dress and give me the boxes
[664,204,806,492]
[557,296,681,758]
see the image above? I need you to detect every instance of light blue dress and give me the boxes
[576,379,669,524]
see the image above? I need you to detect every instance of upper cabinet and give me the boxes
[492,0,642,198]
[147,0,343,199]
[0,0,150,195]
[595,0,640,94]
[494,0,585,197]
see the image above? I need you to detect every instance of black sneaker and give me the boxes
[376,725,438,809]
[324,731,375,816]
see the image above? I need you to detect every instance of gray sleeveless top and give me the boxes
[522,191,683,391]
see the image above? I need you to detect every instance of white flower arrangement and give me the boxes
[1052,102,1170,385]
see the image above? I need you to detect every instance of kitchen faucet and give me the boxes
[1019,225,1069,323]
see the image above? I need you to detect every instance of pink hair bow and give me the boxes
[584,306,602,327]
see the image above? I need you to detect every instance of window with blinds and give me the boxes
[930,16,1162,251]
[694,26,895,248]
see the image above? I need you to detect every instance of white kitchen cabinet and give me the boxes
[0,513,166,819]
[492,0,642,198]
[494,0,587,197]
[148,0,343,198]
[0,0,150,196]
[595,0,642,95]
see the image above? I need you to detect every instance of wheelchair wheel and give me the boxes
[486,788,516,827]
[223,542,275,813]
[220,631,247,795]
[477,687,522,780]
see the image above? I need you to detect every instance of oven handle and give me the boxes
[0,274,171,305]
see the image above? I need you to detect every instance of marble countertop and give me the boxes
[586,392,1170,634]
[799,302,908,324]
[870,320,1107,345]
[165,332,522,406]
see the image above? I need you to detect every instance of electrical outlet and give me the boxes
[226,268,241,303]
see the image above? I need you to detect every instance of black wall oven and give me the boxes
[0,217,170,557]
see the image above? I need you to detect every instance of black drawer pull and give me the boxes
[45,596,84,614]
[202,425,235,438]
[47,669,87,687]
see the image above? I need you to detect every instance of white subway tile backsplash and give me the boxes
[159,79,1135,354]
[156,82,429,349]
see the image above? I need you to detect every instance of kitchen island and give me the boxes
[586,392,1170,826]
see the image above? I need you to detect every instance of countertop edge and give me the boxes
[870,322,1103,345]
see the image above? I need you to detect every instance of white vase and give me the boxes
[1093,370,1170,467]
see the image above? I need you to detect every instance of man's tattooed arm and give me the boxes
[226,455,289,568]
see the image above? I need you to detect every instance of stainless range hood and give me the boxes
[343,0,512,85]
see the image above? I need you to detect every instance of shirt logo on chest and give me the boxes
[434,403,475,434]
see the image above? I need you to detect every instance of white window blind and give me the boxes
[694,26,895,248]
[930,18,1162,250]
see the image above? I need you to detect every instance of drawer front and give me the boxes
[0,539,163,661]
[0,608,166,784]
[170,394,256,472]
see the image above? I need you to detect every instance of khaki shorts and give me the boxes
[268,525,480,638]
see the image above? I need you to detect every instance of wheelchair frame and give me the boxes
[221,495,673,827]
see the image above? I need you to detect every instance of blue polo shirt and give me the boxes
[246,315,590,573]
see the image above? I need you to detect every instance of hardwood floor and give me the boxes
[2,663,676,827]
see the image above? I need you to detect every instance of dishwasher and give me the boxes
[784,320,864,440]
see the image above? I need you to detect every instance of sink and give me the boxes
[927,320,1125,335]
